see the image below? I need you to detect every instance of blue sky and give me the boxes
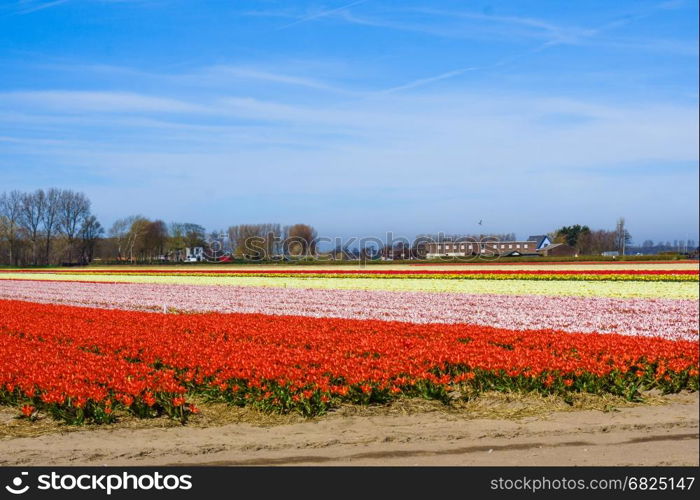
[0,0,698,243]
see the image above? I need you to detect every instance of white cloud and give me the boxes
[2,87,696,170]
[0,90,207,113]
[178,65,346,93]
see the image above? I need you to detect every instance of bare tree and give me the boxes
[79,215,104,264]
[614,217,632,255]
[227,225,243,256]
[58,190,91,263]
[259,223,282,258]
[109,216,135,260]
[229,224,263,258]
[126,217,150,263]
[0,215,9,264]
[41,188,61,265]
[577,229,617,255]
[227,223,282,259]
[0,190,23,265]
[19,189,46,265]
[285,224,318,256]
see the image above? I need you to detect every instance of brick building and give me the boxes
[426,235,555,258]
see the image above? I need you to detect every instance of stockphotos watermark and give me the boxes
[3,470,192,496]
[200,232,507,262]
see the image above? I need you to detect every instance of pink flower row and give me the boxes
[0,279,696,341]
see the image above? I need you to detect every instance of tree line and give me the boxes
[551,218,632,255]
[551,218,696,255]
[3,189,696,266]
[0,189,102,266]
[101,219,319,262]
[102,217,207,262]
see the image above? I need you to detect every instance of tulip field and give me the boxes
[0,261,698,425]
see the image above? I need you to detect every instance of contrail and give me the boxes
[277,0,371,30]
[16,0,70,15]
[381,67,479,94]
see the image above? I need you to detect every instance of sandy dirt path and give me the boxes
[1,393,697,466]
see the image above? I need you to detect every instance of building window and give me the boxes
[516,244,520,249]
[509,244,513,249]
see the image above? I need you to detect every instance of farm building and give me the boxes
[185,247,205,262]
[537,243,578,257]
[425,235,557,258]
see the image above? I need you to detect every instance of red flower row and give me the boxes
[410,260,698,266]
[0,299,697,422]
[0,269,696,275]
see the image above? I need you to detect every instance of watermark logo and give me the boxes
[2,471,193,496]
[5,472,29,495]
[198,232,508,262]
[202,231,229,262]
